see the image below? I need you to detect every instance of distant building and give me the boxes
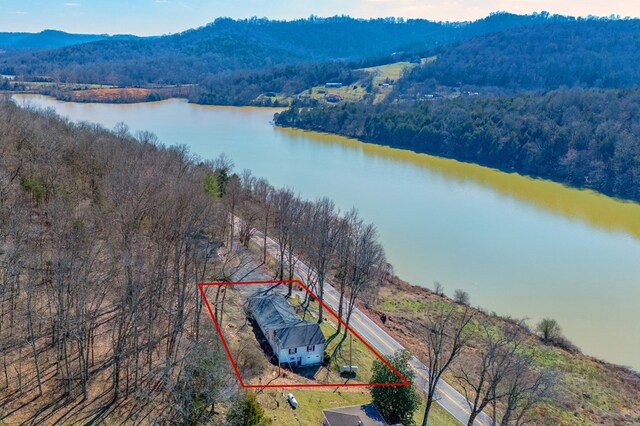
[322,404,388,426]
[325,82,343,88]
[247,294,325,367]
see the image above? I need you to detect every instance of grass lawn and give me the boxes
[257,388,371,425]
[358,61,417,85]
[307,84,368,102]
[414,396,461,426]
[257,387,461,426]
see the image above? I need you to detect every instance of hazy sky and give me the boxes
[2,0,640,35]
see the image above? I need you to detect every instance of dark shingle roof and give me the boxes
[247,294,326,349]
[323,404,388,426]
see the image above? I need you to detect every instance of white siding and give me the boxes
[279,344,324,366]
[254,320,324,367]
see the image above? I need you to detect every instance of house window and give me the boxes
[288,348,297,355]
[307,345,315,352]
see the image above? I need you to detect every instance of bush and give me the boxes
[323,351,331,366]
[226,391,272,426]
[536,318,561,343]
[453,289,470,305]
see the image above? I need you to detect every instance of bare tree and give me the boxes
[456,323,523,426]
[420,305,474,425]
[253,178,272,264]
[307,198,339,323]
[342,217,386,340]
[334,211,355,333]
[433,281,444,296]
[271,188,295,283]
[499,352,555,425]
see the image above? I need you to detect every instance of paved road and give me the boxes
[239,220,491,425]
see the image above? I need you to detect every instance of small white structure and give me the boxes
[287,393,298,408]
[247,294,326,367]
[341,365,359,373]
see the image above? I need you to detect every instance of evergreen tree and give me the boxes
[370,350,419,426]
[226,391,272,426]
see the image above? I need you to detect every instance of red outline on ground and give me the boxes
[198,279,410,389]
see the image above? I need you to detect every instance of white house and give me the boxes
[247,294,326,367]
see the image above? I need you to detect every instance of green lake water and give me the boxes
[13,95,640,370]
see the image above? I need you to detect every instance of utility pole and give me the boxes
[349,333,353,373]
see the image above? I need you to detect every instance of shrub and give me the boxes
[453,289,470,305]
[323,351,331,366]
[536,318,561,344]
[226,391,272,426]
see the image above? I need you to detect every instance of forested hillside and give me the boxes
[0,98,236,423]
[0,13,564,87]
[192,61,368,106]
[0,97,389,423]
[275,89,640,201]
[0,30,138,50]
[395,18,640,98]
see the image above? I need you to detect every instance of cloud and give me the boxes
[15,11,28,15]
[155,0,170,3]
[64,2,81,6]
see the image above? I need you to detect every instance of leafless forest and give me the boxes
[0,99,390,424]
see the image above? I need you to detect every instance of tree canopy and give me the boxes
[370,350,419,426]
[276,88,640,202]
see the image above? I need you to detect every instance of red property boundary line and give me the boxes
[198,279,410,389]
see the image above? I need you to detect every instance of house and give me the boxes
[247,294,326,367]
[325,82,343,88]
[322,404,388,426]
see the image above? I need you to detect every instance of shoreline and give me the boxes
[8,87,640,206]
[8,95,640,372]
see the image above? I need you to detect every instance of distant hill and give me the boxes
[0,30,139,51]
[0,13,568,86]
[395,17,640,97]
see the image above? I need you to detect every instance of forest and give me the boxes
[0,30,138,51]
[4,15,639,107]
[191,61,368,106]
[0,97,393,423]
[394,18,640,99]
[275,88,640,202]
[0,14,564,87]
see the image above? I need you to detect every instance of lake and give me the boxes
[13,95,640,370]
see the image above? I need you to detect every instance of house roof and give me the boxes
[247,294,326,349]
[323,404,388,426]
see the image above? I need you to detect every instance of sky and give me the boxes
[2,0,640,35]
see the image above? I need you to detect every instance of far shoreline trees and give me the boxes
[275,88,640,202]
